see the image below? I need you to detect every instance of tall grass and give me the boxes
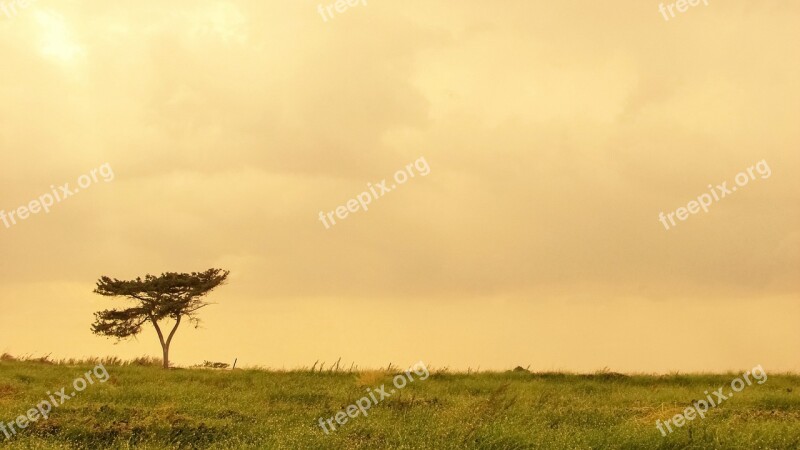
[0,357,798,449]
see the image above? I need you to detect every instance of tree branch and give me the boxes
[150,316,166,348]
[166,316,182,347]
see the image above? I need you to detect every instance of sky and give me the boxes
[0,0,798,373]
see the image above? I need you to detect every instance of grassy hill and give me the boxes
[1,357,799,449]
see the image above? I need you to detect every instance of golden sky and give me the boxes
[0,0,798,372]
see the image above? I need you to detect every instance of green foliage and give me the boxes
[1,360,799,449]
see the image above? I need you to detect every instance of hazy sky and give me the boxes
[0,0,798,372]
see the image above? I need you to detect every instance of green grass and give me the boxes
[1,359,799,449]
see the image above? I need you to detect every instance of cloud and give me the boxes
[0,0,797,370]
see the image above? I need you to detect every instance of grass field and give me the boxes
[1,358,799,449]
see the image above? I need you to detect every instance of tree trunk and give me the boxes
[164,316,181,369]
[151,316,180,370]
[151,316,181,369]
[162,344,170,369]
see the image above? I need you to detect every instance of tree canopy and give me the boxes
[91,268,229,368]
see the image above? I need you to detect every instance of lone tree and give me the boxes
[91,268,229,369]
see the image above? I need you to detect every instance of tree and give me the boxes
[91,268,229,369]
